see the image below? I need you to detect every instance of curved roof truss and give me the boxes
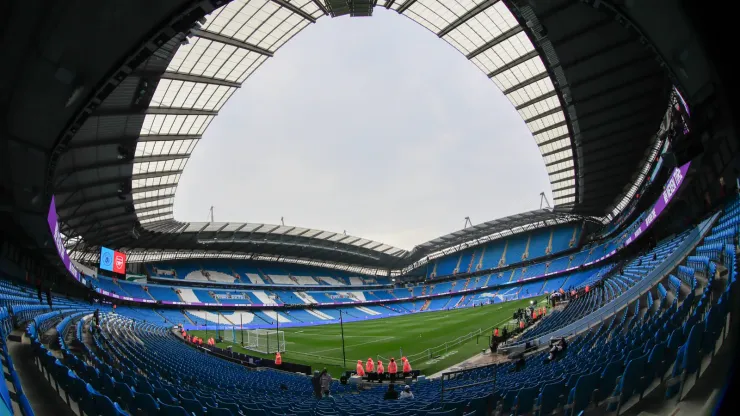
[132,0,577,228]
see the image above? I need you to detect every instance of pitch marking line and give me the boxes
[311,336,396,354]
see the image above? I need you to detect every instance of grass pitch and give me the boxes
[191,296,545,377]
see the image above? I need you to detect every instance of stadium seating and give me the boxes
[1,195,736,416]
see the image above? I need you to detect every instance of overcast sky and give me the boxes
[175,8,551,250]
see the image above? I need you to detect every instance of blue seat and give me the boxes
[81,383,100,416]
[665,323,704,398]
[535,381,564,415]
[513,386,538,415]
[498,390,517,414]
[113,381,135,410]
[154,387,178,405]
[606,353,648,411]
[595,360,622,403]
[132,392,160,415]
[180,398,205,416]
[427,410,457,416]
[647,342,667,381]
[205,403,235,416]
[564,371,600,415]
[218,401,242,416]
[158,402,190,416]
[92,390,128,416]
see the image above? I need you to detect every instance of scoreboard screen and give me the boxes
[100,247,127,274]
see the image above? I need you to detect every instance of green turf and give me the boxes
[190,296,546,377]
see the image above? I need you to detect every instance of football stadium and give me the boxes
[0,1,738,415]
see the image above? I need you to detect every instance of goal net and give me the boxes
[224,329,286,354]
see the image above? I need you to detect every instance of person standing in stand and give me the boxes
[45,286,53,310]
[402,357,412,378]
[320,368,332,397]
[387,358,398,383]
[376,360,385,382]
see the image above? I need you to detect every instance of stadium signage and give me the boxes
[47,196,82,283]
[214,294,249,300]
[623,161,690,247]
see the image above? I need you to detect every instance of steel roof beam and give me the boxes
[384,0,396,9]
[66,134,200,150]
[503,72,549,95]
[541,144,573,158]
[515,90,558,111]
[58,191,126,211]
[575,89,661,124]
[132,183,179,194]
[396,0,418,14]
[466,26,523,60]
[438,0,498,38]
[536,133,570,148]
[138,211,173,223]
[550,18,612,48]
[67,212,135,230]
[548,166,574,176]
[574,71,664,106]
[311,0,329,15]
[579,118,654,147]
[559,37,635,71]
[487,50,539,78]
[146,107,218,116]
[552,183,575,193]
[524,107,562,124]
[190,29,274,57]
[531,121,568,137]
[271,0,317,23]
[569,54,654,90]
[160,71,242,88]
[59,154,189,175]
[553,192,576,201]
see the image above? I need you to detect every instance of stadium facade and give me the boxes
[0,1,738,415]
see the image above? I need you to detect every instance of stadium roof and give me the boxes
[44,0,672,270]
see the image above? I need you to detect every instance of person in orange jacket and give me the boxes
[366,357,376,382]
[387,358,398,382]
[402,357,412,377]
[275,351,282,365]
[376,360,384,382]
[356,360,365,377]
[366,357,374,373]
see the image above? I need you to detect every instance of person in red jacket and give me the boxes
[275,351,282,365]
[387,358,398,382]
[376,360,384,382]
[402,357,412,377]
[356,360,365,377]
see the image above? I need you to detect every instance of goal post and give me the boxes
[242,329,286,354]
[222,327,286,353]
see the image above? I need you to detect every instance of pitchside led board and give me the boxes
[100,247,127,275]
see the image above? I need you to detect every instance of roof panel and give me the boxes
[470,32,535,74]
[122,0,583,254]
[406,0,478,33]
[443,1,518,54]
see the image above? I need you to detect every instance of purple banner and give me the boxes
[623,161,690,247]
[47,196,83,284]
